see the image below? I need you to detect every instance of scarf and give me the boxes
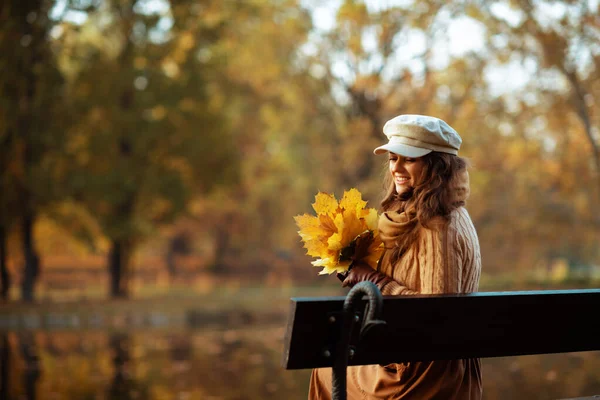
[378,169,471,250]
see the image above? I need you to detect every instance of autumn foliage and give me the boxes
[1,0,600,300]
[294,189,383,275]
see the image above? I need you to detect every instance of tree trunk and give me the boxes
[562,68,600,198]
[108,238,132,298]
[165,233,191,278]
[16,0,43,304]
[106,0,138,300]
[166,248,177,278]
[0,225,10,301]
[210,214,234,274]
[20,213,39,303]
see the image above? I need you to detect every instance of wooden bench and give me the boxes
[282,282,600,399]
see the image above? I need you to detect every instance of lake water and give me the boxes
[3,326,600,399]
[2,284,600,399]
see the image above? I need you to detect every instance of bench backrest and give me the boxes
[282,289,600,370]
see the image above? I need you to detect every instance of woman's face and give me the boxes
[388,152,425,195]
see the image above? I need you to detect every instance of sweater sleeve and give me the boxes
[424,210,480,295]
[376,224,462,295]
[385,214,479,295]
[430,224,464,294]
[380,226,463,295]
[377,208,480,296]
[380,280,419,295]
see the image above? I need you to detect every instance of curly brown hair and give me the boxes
[380,152,469,259]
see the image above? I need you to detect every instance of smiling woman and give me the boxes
[387,154,424,196]
[310,114,482,399]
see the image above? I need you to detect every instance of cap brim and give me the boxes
[373,143,432,158]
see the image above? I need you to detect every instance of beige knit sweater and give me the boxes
[378,206,482,296]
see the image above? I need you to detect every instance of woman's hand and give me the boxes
[342,262,392,290]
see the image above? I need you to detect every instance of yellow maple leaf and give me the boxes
[295,206,340,263]
[340,208,367,248]
[327,210,363,251]
[312,257,352,275]
[362,208,379,231]
[362,239,384,270]
[294,214,322,241]
[303,239,327,258]
[312,192,338,216]
[318,214,338,237]
[339,188,367,215]
[327,213,345,251]
[295,214,337,246]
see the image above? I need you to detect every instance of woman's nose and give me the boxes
[392,160,405,172]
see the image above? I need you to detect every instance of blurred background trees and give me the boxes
[1,0,599,301]
[1,0,67,301]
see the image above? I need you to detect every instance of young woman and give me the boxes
[309,114,482,399]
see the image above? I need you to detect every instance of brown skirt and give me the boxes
[308,359,482,400]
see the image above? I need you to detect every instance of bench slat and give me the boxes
[282,289,600,370]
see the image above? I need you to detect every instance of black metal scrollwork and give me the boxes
[332,281,386,400]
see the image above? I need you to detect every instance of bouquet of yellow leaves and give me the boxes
[294,188,384,275]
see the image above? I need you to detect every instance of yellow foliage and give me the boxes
[178,31,195,51]
[134,56,147,69]
[550,259,569,283]
[150,105,167,121]
[294,188,383,275]
[339,188,367,215]
[311,192,338,216]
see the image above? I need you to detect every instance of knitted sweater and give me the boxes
[378,206,481,296]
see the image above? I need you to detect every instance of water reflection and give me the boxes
[1,334,9,400]
[108,333,142,399]
[19,332,40,400]
[1,328,599,399]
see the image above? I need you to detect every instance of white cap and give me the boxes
[374,114,462,157]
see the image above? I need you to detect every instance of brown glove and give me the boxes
[341,263,392,290]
